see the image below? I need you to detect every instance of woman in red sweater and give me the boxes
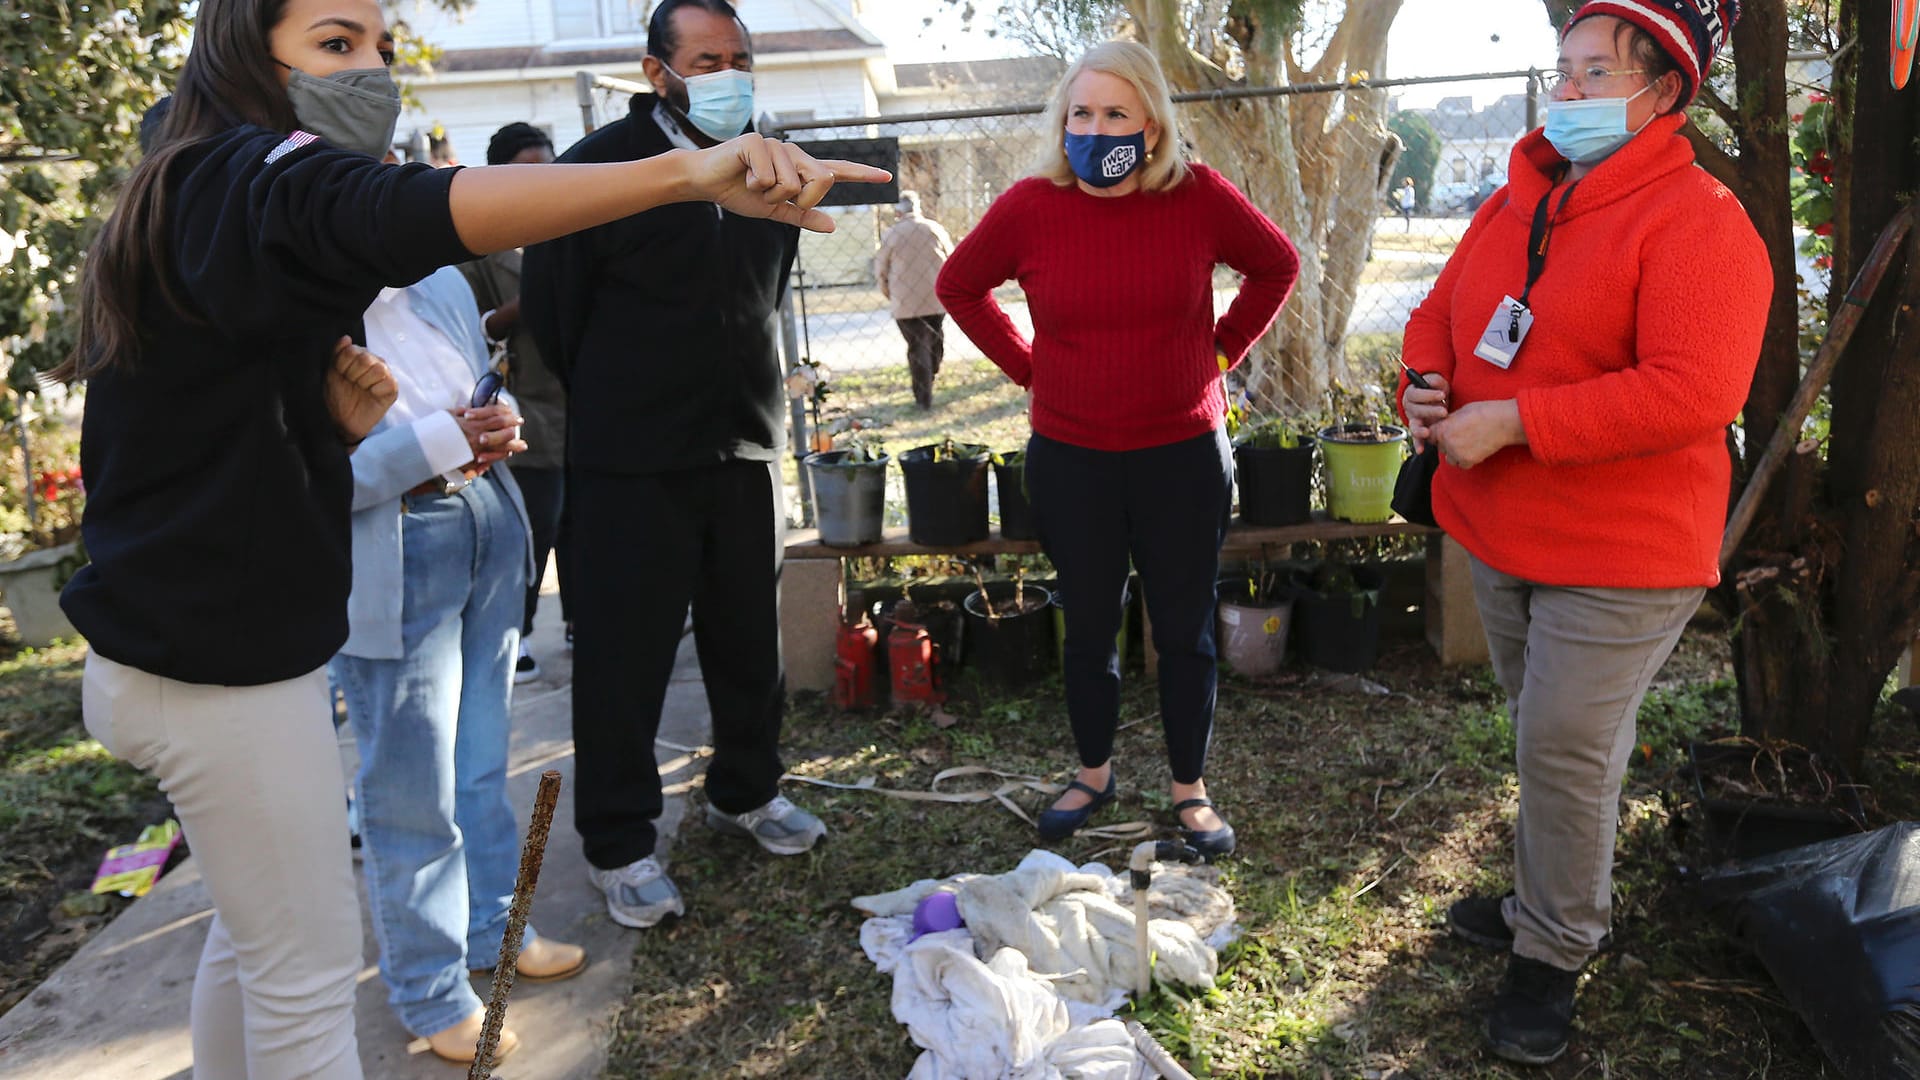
[936,41,1299,857]
[1399,0,1766,1065]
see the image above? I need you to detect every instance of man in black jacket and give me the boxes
[521,0,824,931]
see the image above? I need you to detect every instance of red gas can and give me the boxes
[888,615,945,705]
[833,616,881,709]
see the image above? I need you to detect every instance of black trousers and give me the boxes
[897,314,945,408]
[512,464,569,637]
[569,460,787,870]
[1025,428,1232,784]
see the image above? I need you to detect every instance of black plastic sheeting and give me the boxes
[1698,822,1920,1079]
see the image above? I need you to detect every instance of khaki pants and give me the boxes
[1468,557,1702,972]
[83,654,363,1079]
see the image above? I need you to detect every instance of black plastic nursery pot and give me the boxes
[1233,442,1315,526]
[1685,742,1868,862]
[993,454,1035,541]
[899,443,992,545]
[961,584,1055,687]
[1293,565,1386,673]
[804,450,889,547]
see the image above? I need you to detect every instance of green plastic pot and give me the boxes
[1317,423,1408,524]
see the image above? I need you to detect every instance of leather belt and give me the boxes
[406,476,469,498]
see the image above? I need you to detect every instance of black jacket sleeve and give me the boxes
[170,127,476,336]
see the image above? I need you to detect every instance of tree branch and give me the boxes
[1682,121,1741,196]
[1696,84,1743,134]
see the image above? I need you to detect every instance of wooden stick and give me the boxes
[469,770,563,1080]
[1719,203,1918,570]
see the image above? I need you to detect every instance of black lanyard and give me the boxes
[1512,181,1581,340]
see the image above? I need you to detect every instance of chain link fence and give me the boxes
[574,70,1540,519]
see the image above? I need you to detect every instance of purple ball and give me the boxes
[910,891,963,940]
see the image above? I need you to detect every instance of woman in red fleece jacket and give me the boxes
[936,41,1299,857]
[1399,0,1768,1065]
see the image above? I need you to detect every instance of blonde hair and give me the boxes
[1033,41,1190,193]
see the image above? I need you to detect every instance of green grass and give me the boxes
[602,629,1902,1077]
[0,637,161,1015]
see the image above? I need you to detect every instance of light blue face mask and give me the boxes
[665,64,755,141]
[1543,84,1653,165]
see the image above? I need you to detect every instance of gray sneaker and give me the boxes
[588,856,684,929]
[705,795,826,856]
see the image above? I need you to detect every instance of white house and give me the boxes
[396,0,892,163]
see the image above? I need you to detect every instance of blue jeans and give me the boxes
[331,473,530,1038]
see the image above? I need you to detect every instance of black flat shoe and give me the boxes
[1174,797,1236,858]
[1037,774,1117,841]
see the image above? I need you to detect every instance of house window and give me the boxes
[553,0,644,39]
[1451,159,1469,183]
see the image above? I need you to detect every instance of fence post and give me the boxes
[575,71,598,135]
[1525,69,1541,133]
[780,280,813,527]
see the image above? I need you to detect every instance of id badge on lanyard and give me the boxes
[1475,180,1578,371]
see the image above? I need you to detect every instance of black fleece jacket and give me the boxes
[520,94,800,474]
[62,125,474,686]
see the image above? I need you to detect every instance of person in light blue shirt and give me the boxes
[330,265,586,1065]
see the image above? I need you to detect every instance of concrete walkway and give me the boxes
[0,592,710,1079]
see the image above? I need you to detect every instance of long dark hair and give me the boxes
[62,0,298,380]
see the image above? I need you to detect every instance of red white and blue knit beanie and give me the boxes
[1565,0,1741,105]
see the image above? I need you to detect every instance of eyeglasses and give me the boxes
[1542,66,1650,94]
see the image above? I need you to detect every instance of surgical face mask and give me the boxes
[278,63,402,160]
[664,63,755,141]
[1543,84,1653,165]
[1064,129,1147,188]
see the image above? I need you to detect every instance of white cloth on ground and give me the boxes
[854,850,1235,1080]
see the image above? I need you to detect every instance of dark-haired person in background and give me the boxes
[58,0,884,1067]
[523,0,828,934]
[461,121,571,682]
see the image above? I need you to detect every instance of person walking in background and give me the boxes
[331,265,587,1065]
[522,0,832,934]
[874,189,954,410]
[57,0,883,1065]
[1398,176,1417,230]
[1400,0,1766,1065]
[461,121,570,683]
[936,41,1299,860]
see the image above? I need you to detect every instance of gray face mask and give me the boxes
[279,63,402,159]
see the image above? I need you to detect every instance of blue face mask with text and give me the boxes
[1064,130,1148,188]
[1543,85,1652,165]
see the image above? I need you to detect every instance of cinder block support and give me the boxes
[1900,636,1918,687]
[1425,534,1489,666]
[781,558,843,693]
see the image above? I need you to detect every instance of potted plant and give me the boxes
[1313,382,1407,524]
[1683,737,1868,862]
[804,431,888,547]
[1215,563,1293,677]
[991,449,1035,540]
[961,567,1054,686]
[898,438,991,545]
[0,404,87,646]
[1292,558,1385,673]
[1232,419,1315,526]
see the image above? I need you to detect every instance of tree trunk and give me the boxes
[1727,0,1920,773]
[1128,0,1403,413]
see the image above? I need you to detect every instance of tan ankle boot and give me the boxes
[424,1009,519,1064]
[470,935,588,983]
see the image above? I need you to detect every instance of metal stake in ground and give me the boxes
[469,769,563,1080]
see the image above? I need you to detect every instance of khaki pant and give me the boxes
[1468,557,1702,972]
[83,654,363,1080]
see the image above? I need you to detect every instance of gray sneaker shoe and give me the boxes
[588,856,684,929]
[705,795,827,856]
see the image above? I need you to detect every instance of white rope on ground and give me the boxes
[783,765,1155,840]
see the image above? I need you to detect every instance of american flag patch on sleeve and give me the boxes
[264,130,321,165]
